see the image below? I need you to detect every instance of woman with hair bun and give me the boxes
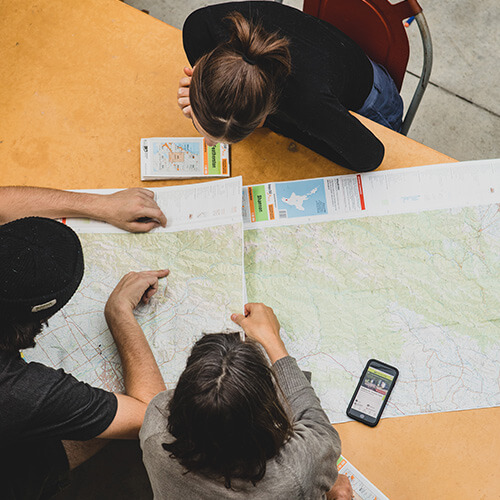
[178,1,404,173]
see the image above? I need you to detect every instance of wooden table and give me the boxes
[1,1,498,498]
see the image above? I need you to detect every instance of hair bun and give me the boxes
[225,11,291,78]
[189,11,292,144]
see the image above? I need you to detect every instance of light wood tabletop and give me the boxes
[1,1,498,498]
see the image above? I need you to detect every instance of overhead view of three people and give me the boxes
[1,1,407,499]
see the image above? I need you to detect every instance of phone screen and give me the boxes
[351,366,395,418]
[347,360,398,426]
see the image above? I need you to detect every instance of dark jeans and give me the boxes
[357,59,404,132]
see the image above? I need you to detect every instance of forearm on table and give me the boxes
[0,186,108,224]
[106,308,166,404]
[277,107,384,172]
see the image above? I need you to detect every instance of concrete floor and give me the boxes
[124,0,500,162]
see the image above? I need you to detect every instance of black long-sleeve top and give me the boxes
[183,1,385,172]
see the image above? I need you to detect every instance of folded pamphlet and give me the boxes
[337,455,389,500]
[141,137,230,180]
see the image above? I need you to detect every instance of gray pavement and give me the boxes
[124,0,500,162]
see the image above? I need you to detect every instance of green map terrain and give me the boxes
[25,224,244,391]
[245,204,500,422]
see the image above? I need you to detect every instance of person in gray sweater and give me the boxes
[140,303,353,499]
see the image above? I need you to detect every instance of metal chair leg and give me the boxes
[401,12,433,135]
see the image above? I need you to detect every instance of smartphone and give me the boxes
[346,359,399,427]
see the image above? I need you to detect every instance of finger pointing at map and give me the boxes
[105,270,170,316]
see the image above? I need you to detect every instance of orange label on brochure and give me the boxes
[222,158,228,175]
[248,187,256,223]
[356,174,366,210]
[337,458,347,470]
[268,203,275,220]
[203,141,208,175]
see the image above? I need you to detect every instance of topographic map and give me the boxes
[25,224,244,391]
[22,165,500,424]
[245,204,500,423]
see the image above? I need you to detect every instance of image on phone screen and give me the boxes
[347,359,398,426]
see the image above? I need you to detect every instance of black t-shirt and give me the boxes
[0,350,117,444]
[183,1,385,172]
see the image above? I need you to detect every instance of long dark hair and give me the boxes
[190,11,291,143]
[163,333,293,488]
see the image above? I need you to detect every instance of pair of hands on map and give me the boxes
[105,271,288,364]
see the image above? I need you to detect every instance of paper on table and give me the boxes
[337,455,389,500]
[28,177,246,391]
[141,137,230,180]
[242,159,500,229]
[64,176,243,233]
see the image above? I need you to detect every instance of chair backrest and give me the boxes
[303,0,422,91]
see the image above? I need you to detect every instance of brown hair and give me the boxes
[190,11,291,143]
[0,317,46,352]
[163,333,293,488]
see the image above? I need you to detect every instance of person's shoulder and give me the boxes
[183,2,237,31]
[149,389,173,408]
[272,422,340,483]
[5,355,71,388]
[140,389,174,443]
[280,419,340,465]
[183,1,294,28]
[18,359,115,413]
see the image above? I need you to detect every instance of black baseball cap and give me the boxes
[0,217,84,322]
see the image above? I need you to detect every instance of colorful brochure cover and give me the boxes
[141,137,230,179]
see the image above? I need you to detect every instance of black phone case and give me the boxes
[346,359,399,427]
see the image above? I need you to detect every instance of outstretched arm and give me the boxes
[98,269,169,439]
[267,92,385,173]
[0,186,167,232]
[232,304,341,496]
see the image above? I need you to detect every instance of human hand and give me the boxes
[105,270,170,319]
[231,303,288,363]
[326,474,354,500]
[100,188,167,232]
[178,67,193,119]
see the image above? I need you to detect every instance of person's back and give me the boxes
[140,303,344,499]
[179,1,403,172]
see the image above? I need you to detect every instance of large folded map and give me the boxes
[24,178,245,391]
[25,161,500,423]
[243,160,500,423]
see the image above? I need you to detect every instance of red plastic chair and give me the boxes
[302,0,433,135]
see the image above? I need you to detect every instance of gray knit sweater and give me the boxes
[139,356,341,499]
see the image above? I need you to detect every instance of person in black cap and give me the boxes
[0,185,167,232]
[0,217,168,498]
